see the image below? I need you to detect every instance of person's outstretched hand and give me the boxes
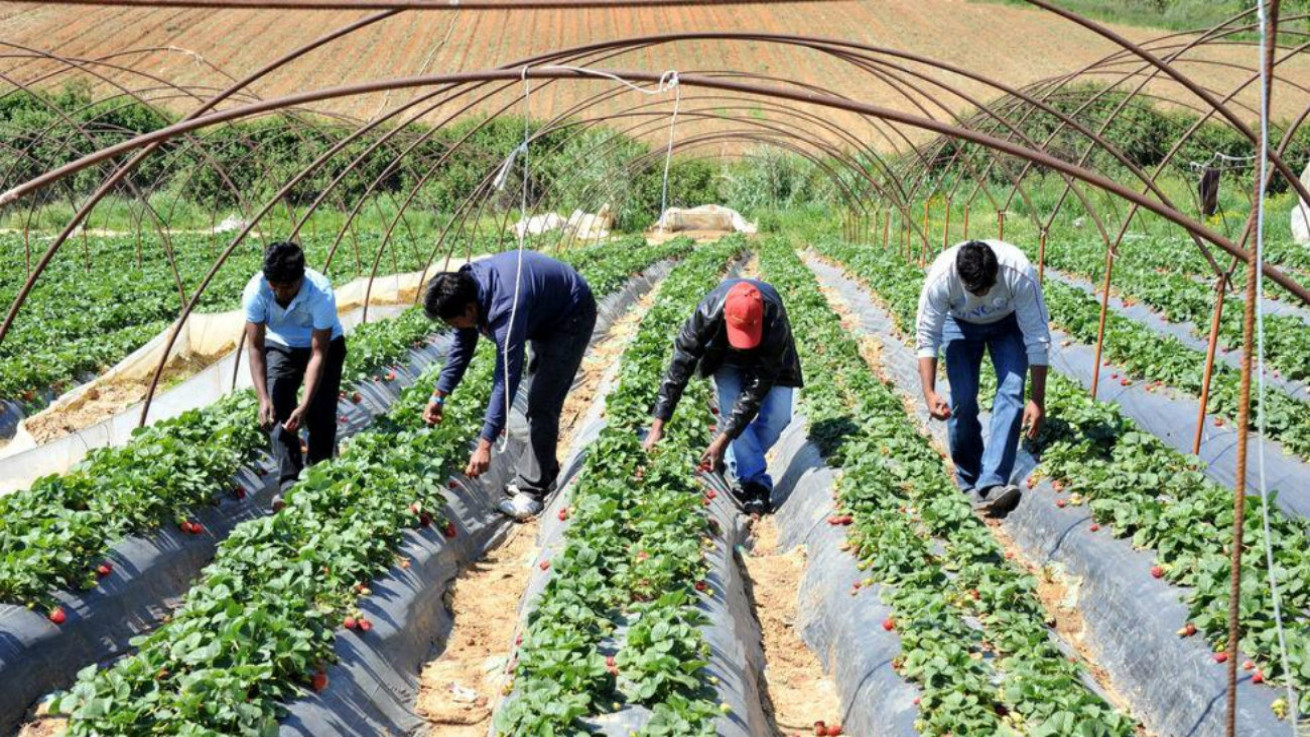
[642,419,665,453]
[925,391,951,420]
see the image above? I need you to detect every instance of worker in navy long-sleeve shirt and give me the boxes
[422,251,596,520]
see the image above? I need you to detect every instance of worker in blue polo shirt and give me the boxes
[242,241,347,494]
[421,251,596,521]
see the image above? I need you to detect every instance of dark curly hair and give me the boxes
[262,241,306,285]
[423,270,479,321]
[956,240,998,294]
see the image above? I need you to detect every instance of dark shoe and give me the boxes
[740,481,773,515]
[967,484,1022,516]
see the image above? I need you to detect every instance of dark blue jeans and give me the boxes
[713,367,794,492]
[943,313,1027,491]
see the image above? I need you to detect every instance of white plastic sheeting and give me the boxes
[656,204,757,235]
[1290,160,1310,245]
[512,205,613,241]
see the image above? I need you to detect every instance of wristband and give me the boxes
[430,393,445,405]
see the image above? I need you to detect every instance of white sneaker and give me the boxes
[498,491,543,521]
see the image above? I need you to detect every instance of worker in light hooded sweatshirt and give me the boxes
[916,239,1052,516]
[644,279,803,516]
[421,251,596,521]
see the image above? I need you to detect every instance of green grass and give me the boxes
[976,0,1299,36]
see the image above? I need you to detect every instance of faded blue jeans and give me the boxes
[714,367,794,492]
[943,313,1028,492]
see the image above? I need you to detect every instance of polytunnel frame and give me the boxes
[1,8,1308,734]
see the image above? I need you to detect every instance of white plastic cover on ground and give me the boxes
[512,205,613,240]
[1289,160,1310,245]
[655,204,758,234]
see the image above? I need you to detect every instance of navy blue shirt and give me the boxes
[435,251,593,441]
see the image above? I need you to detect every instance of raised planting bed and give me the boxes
[42,239,694,737]
[809,238,1310,728]
[492,237,768,737]
[0,307,450,735]
[755,239,1136,737]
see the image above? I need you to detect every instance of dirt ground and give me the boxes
[416,279,660,736]
[743,516,844,737]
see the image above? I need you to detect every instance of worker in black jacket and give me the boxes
[644,279,803,514]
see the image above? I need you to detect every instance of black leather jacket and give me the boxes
[652,279,803,439]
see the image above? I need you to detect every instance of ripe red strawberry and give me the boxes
[444,522,457,539]
[1215,418,1225,427]
[385,370,397,382]
[1111,373,1119,380]
[419,513,432,527]
[351,392,362,403]
[1252,670,1265,684]
[344,616,358,630]
[272,497,286,512]
[1214,652,1228,664]
[882,617,895,632]
[708,424,717,433]
[234,486,247,500]
[706,489,717,500]
[702,497,712,507]
[190,522,204,535]
[826,725,843,736]
[358,618,372,632]
[409,502,421,515]
[448,480,458,489]
[1243,659,1255,671]
[1089,523,1100,532]
[695,580,708,592]
[49,606,66,625]
[813,722,827,736]
[558,507,569,521]
[711,406,720,415]
[605,655,616,667]
[96,562,113,578]
[1120,378,1131,386]
[515,634,523,645]
[1183,623,1197,637]
[311,671,329,692]
[1056,499,1067,508]
[841,516,854,526]
[913,697,921,706]
[1150,565,1165,579]
[539,560,550,571]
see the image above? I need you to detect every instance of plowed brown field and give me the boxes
[2,1,1306,151]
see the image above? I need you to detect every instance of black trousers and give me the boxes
[512,296,597,497]
[265,336,347,489]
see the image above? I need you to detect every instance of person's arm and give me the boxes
[645,304,711,450]
[1013,272,1052,438]
[284,327,332,433]
[425,328,478,425]
[246,321,275,430]
[916,276,952,420]
[464,312,525,477]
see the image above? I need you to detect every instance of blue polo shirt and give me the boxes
[242,268,344,348]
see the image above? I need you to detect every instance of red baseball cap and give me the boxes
[724,282,764,349]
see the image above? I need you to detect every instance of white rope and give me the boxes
[493,65,681,454]
[1253,3,1299,732]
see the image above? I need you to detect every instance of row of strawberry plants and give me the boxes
[813,238,1310,719]
[0,302,443,612]
[759,239,1136,737]
[1039,277,1310,459]
[496,238,743,737]
[48,239,689,735]
[1034,237,1310,383]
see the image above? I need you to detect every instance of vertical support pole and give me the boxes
[943,199,952,252]
[997,210,1005,241]
[921,199,930,266]
[1089,243,1116,400]
[1037,228,1048,284]
[1224,6,1277,733]
[963,202,970,239]
[1194,276,1228,454]
[883,210,891,249]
